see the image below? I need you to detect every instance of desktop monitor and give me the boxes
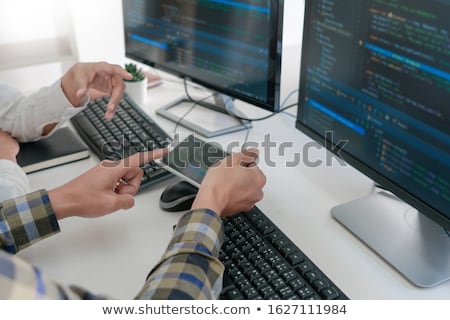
[122,0,284,137]
[296,0,450,287]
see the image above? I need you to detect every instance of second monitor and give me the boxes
[296,0,450,287]
[122,0,284,137]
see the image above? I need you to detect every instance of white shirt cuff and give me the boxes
[0,160,31,202]
[35,80,90,137]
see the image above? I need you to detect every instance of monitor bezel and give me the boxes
[295,0,450,231]
[122,0,284,113]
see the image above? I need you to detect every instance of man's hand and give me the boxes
[48,149,167,220]
[191,149,266,217]
[61,62,133,120]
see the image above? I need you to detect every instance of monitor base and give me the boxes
[156,93,252,138]
[332,191,450,288]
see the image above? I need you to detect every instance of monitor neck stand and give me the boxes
[156,92,252,138]
[331,190,450,288]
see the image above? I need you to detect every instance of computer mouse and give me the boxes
[159,180,199,212]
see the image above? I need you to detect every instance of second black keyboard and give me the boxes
[71,94,173,189]
[219,206,348,300]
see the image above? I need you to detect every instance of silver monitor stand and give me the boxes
[156,93,252,138]
[332,190,450,287]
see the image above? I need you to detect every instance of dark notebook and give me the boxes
[17,127,90,173]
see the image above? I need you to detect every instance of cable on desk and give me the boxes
[241,119,251,146]
[281,109,297,119]
[227,89,299,122]
[178,79,251,143]
[237,89,298,145]
[173,82,297,144]
[229,103,297,122]
[172,80,213,136]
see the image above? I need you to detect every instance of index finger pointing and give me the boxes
[106,74,126,118]
[121,148,169,168]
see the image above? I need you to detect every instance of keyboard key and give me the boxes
[320,287,340,300]
[312,279,329,292]
[287,252,304,265]
[224,288,244,300]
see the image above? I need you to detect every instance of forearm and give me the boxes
[136,209,225,300]
[0,190,60,253]
[0,81,86,142]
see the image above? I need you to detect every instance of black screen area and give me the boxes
[123,0,283,112]
[297,0,450,224]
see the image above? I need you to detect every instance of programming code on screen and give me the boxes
[301,0,450,216]
[123,0,279,106]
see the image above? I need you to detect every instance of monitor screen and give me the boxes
[122,0,283,112]
[296,0,450,287]
[296,0,450,231]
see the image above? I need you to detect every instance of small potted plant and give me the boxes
[124,63,147,105]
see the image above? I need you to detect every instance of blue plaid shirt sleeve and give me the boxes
[1,196,224,299]
[135,209,225,300]
[0,190,69,299]
[0,189,60,253]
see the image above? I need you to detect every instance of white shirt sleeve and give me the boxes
[0,160,31,202]
[0,80,89,142]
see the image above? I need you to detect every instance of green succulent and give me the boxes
[124,63,145,82]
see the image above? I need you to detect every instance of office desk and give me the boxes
[18,76,450,300]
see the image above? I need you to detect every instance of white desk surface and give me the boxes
[18,75,450,300]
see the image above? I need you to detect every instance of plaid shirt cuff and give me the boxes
[0,189,60,253]
[168,209,224,257]
[137,209,225,299]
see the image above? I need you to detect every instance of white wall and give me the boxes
[280,0,305,102]
[69,0,125,64]
[0,0,77,92]
[283,0,305,47]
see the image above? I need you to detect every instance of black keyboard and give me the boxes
[71,94,173,189]
[219,206,348,300]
